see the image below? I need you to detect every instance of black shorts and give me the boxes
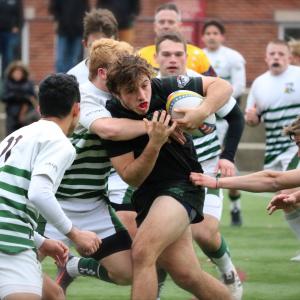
[88,230,132,261]
[132,181,205,226]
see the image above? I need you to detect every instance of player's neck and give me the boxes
[41,117,71,136]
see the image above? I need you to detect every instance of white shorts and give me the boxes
[201,157,223,220]
[216,119,229,145]
[108,171,129,205]
[0,250,42,299]
[264,146,298,171]
[45,201,124,246]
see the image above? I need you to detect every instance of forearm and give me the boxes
[217,170,286,192]
[221,104,245,162]
[28,175,72,235]
[90,118,146,141]
[116,143,161,187]
[202,78,233,116]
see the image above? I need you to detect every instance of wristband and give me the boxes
[215,177,219,189]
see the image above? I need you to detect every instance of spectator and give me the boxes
[93,0,140,44]
[288,39,300,66]
[0,0,23,77]
[1,60,38,136]
[49,0,90,73]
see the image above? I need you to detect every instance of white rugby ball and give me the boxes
[166,90,216,137]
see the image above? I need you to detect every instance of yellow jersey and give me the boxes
[138,44,216,76]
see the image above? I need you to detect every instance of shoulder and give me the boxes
[222,46,245,62]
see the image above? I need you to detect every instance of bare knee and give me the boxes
[171,268,200,290]
[42,283,65,300]
[131,239,157,268]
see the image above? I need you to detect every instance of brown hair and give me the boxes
[5,60,30,80]
[155,31,187,53]
[89,39,134,80]
[107,55,154,95]
[288,39,300,57]
[83,9,118,41]
[283,116,300,137]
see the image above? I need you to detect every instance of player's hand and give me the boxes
[245,106,260,126]
[174,106,207,131]
[67,227,101,256]
[170,126,186,145]
[190,172,218,189]
[38,239,69,267]
[267,193,297,215]
[144,110,176,147]
[215,159,236,177]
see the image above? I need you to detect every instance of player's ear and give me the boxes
[73,102,80,118]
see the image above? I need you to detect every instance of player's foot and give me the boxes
[222,269,243,300]
[230,208,242,226]
[56,254,75,294]
[290,252,300,262]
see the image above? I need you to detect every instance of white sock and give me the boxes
[66,257,80,277]
[212,252,234,275]
[285,210,300,240]
[230,200,241,211]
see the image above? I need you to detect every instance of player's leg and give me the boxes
[158,226,231,300]
[229,188,242,226]
[131,195,191,300]
[192,187,243,299]
[42,274,65,300]
[50,203,132,290]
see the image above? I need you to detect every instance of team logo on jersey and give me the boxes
[284,82,295,94]
[177,75,190,88]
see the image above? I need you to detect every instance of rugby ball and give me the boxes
[166,90,216,137]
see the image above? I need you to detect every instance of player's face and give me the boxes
[119,75,152,115]
[154,9,181,35]
[156,40,187,76]
[265,43,291,75]
[202,25,224,51]
[84,32,110,55]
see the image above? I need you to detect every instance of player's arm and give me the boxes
[190,168,300,192]
[90,118,146,141]
[245,82,260,126]
[172,76,232,131]
[80,95,147,141]
[216,98,245,176]
[110,111,176,187]
[230,56,246,99]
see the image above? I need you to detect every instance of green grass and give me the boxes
[42,192,300,299]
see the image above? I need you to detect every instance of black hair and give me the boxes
[202,20,225,35]
[38,74,80,118]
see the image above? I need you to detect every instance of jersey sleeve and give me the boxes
[103,139,134,158]
[79,87,112,130]
[230,53,246,98]
[32,138,75,188]
[246,79,260,113]
[216,96,237,118]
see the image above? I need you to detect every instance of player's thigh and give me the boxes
[100,249,132,278]
[133,195,190,256]
[157,226,201,280]
[0,250,43,300]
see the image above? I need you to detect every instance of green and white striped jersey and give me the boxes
[247,65,300,167]
[56,81,113,212]
[0,120,75,254]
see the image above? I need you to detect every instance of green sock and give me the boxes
[68,257,115,284]
[203,236,234,275]
[229,193,241,210]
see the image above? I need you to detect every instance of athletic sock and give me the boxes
[285,209,300,240]
[67,257,115,283]
[229,193,241,211]
[157,268,167,299]
[203,236,234,275]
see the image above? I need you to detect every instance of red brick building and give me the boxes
[22,0,300,85]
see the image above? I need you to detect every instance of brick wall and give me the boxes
[23,0,300,85]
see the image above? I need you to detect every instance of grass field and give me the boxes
[42,191,300,300]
